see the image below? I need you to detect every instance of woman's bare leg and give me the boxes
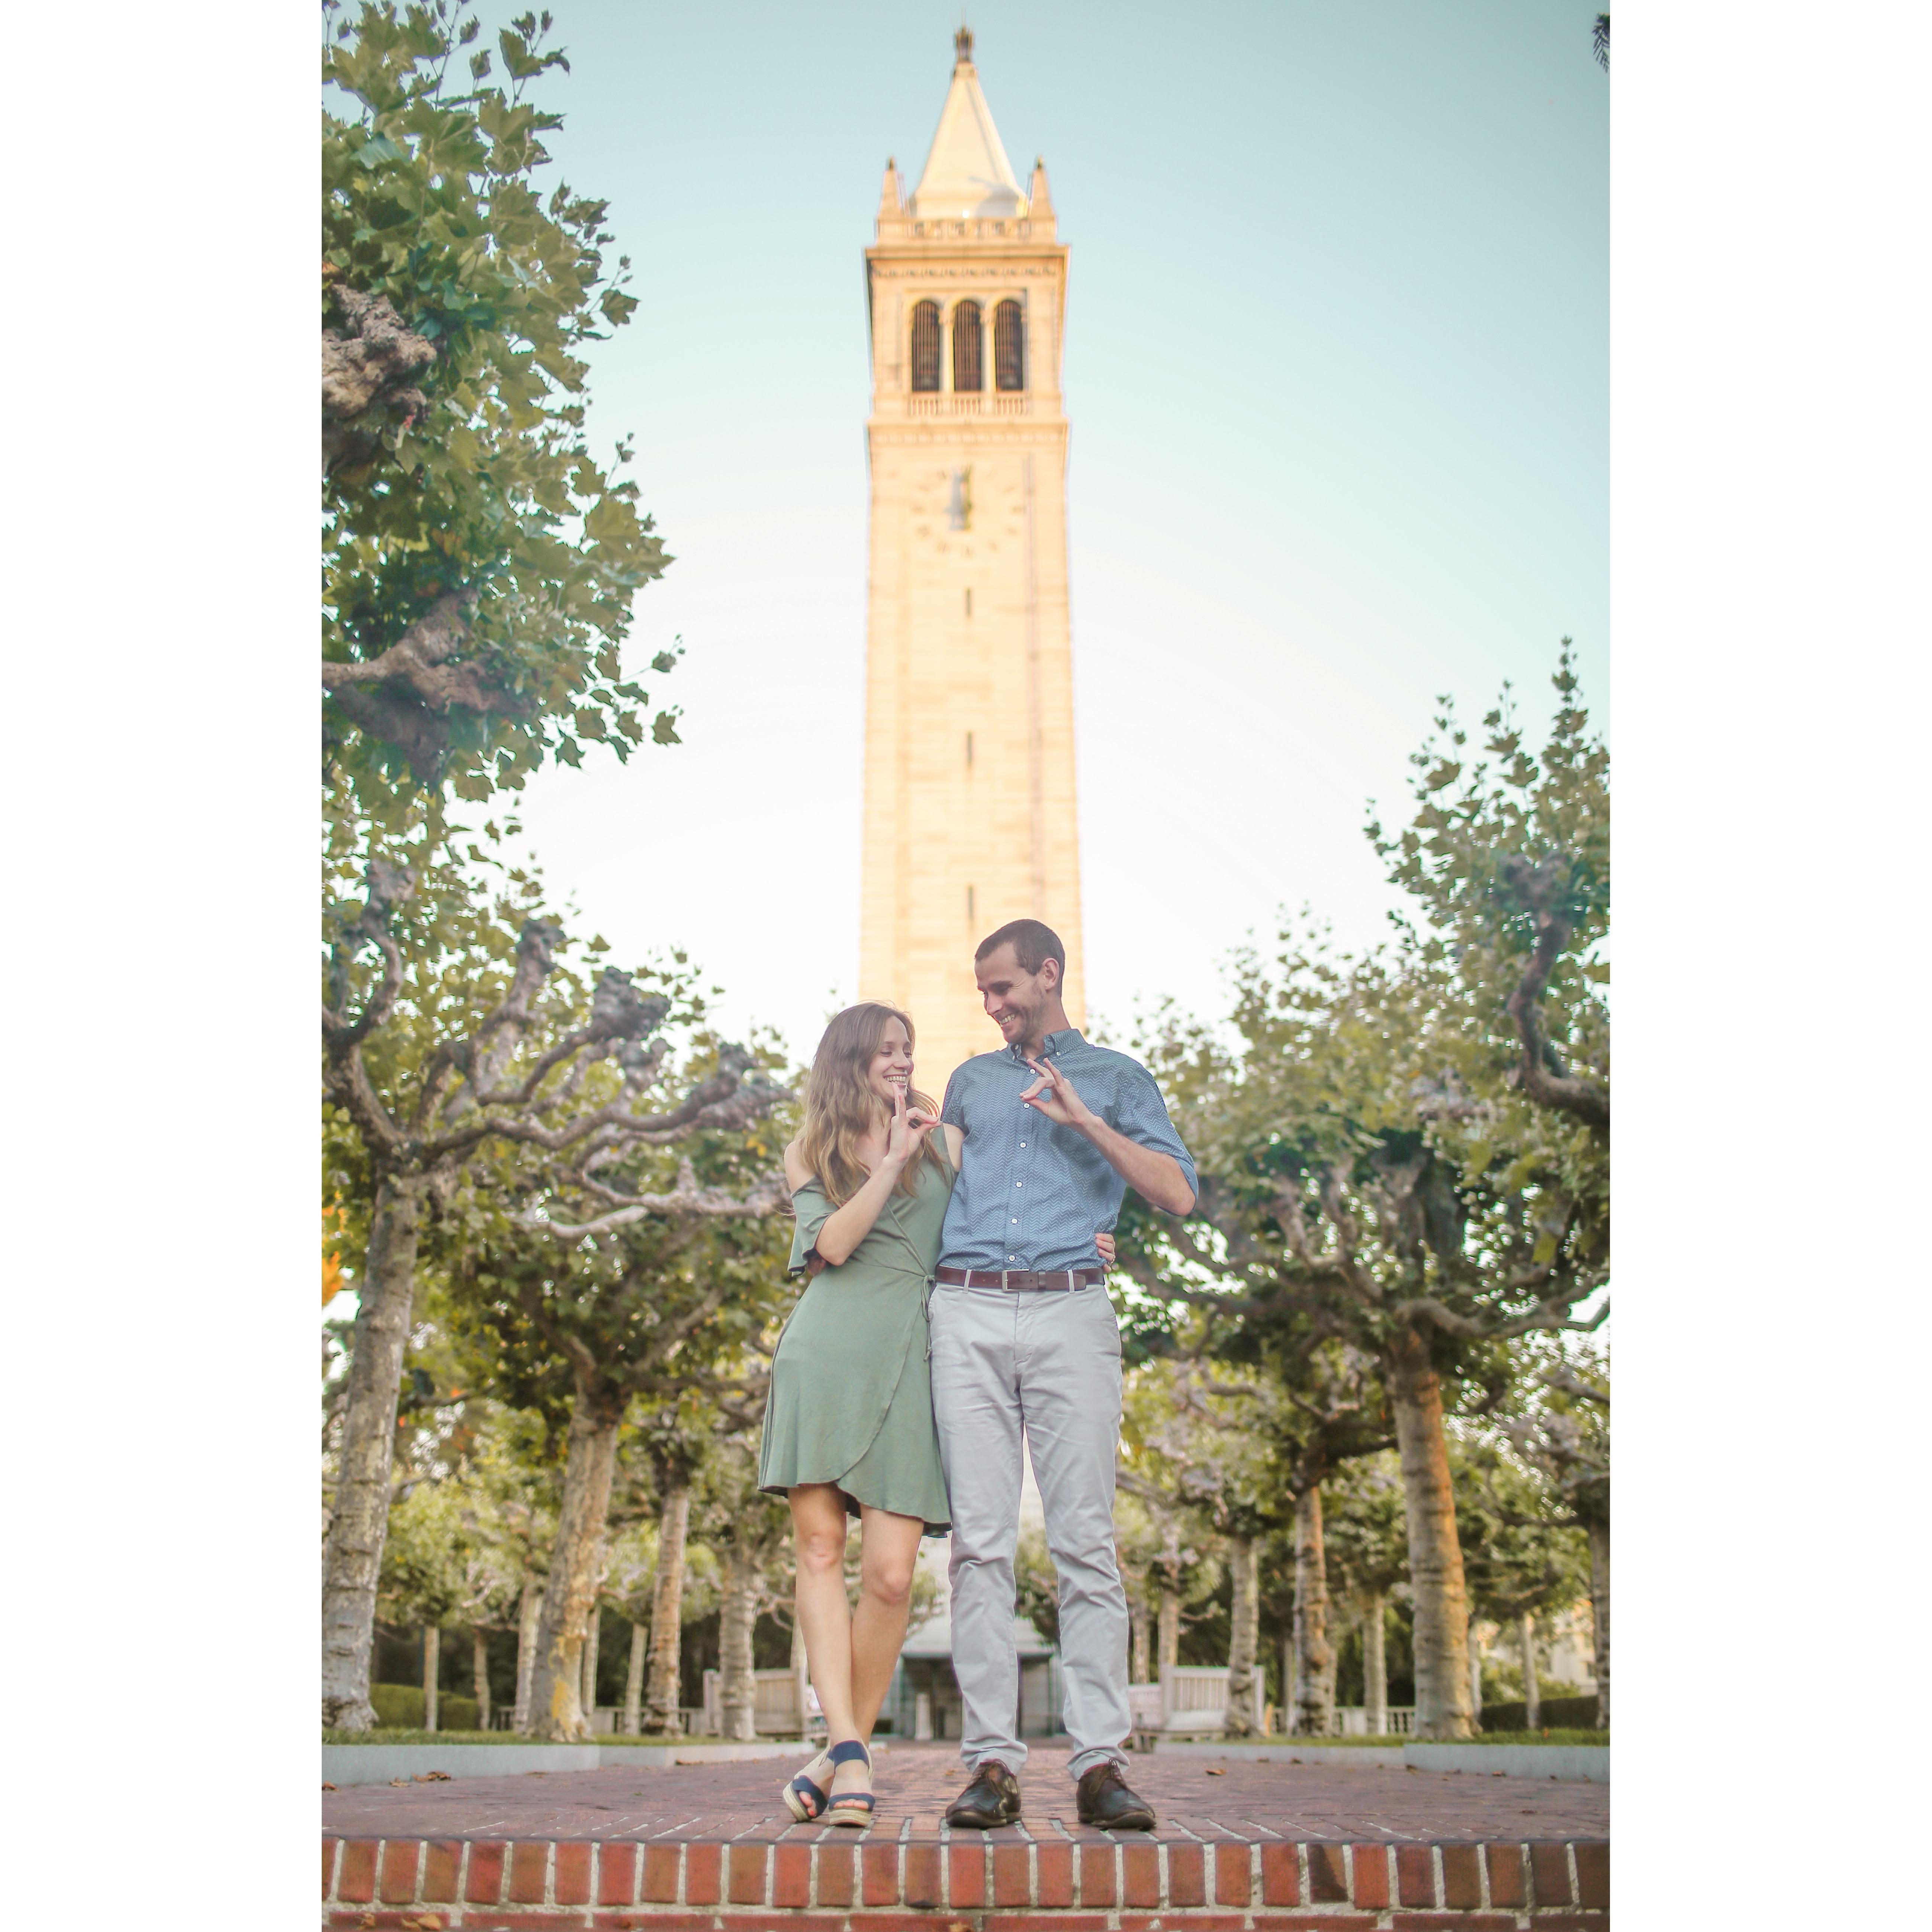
[790,1485,859,1742]
[848,1506,925,1740]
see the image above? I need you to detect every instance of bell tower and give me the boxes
[858,29,1085,1090]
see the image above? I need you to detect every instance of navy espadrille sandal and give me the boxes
[781,1742,838,1822]
[823,1739,875,1826]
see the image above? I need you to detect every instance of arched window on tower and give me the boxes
[910,302,941,393]
[952,300,983,393]
[994,300,1025,392]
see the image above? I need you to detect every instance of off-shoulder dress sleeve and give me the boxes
[788,1179,834,1275]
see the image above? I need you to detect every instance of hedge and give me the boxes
[1480,1693,1599,1732]
[370,1685,482,1732]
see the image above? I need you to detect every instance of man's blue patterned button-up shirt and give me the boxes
[936,1027,1198,1273]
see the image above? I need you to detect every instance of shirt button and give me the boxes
[1019,1141,1025,1148]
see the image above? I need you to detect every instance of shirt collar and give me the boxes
[1006,1026,1085,1063]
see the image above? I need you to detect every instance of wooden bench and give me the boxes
[1128,1666,1233,1746]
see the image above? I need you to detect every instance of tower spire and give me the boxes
[913,27,1024,219]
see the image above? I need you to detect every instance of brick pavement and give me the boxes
[324,1742,1607,1843]
[321,1744,1609,1927]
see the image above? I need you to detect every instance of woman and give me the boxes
[757,1002,1112,1824]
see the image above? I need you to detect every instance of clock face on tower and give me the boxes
[858,38,1084,1091]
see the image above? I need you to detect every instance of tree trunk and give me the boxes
[719,1543,760,1741]
[473,1627,492,1731]
[526,1395,623,1741]
[320,1174,427,1729]
[1157,1587,1180,1673]
[422,1624,440,1733]
[1222,1536,1261,1736]
[623,1620,648,1736]
[1386,1330,1476,1739]
[1320,1612,1338,1717]
[1520,1612,1540,1729]
[1362,1592,1388,1734]
[1468,1614,1484,1723]
[581,1599,603,1727]
[513,1578,543,1732]
[644,1478,692,1735]
[1128,1579,1151,1684]
[1292,1486,1336,1739]
[1587,1518,1610,1729]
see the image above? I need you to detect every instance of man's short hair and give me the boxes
[975,919,1066,978]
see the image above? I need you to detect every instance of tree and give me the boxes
[1116,1370,1224,1684]
[1118,1359,1275,1735]
[1123,650,1610,1741]
[1256,1345,1396,1737]
[1372,646,1611,1725]
[1593,15,1610,73]
[1321,1454,1411,1732]
[377,1476,469,1729]
[445,1121,794,1740]
[1492,1345,1609,1724]
[696,1428,795,1740]
[323,3,679,814]
[1109,1492,1164,1683]
[1452,1424,1591,1727]
[1134,941,1597,1724]
[319,1,720,1735]
[321,846,787,1729]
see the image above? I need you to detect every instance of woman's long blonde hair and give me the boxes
[797,1002,944,1206]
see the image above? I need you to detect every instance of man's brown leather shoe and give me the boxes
[945,1758,1022,1828]
[1076,1761,1156,1830]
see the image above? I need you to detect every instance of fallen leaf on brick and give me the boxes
[321,1782,337,1791]
[390,1777,409,1786]
[1204,1767,1226,1776]
[412,1770,452,1781]
[359,1917,376,1929]
[1404,1765,1419,1774]
[1492,1770,1506,1777]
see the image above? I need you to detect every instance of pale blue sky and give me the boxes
[459,1,1607,1063]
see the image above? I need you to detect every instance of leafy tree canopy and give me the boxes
[322,2,679,824]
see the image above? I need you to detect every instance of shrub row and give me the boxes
[1479,1692,1599,1732]
[371,1684,482,1732]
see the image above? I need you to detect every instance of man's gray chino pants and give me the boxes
[928,1280,1131,1779]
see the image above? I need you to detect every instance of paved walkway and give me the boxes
[324,1740,1608,1844]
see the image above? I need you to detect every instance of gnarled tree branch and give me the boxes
[323,283,435,477]
[1499,853,1609,1131]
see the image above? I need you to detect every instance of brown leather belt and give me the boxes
[933,1266,1106,1293]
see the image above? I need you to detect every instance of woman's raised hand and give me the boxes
[883,1083,937,1168]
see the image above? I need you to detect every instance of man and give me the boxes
[929,919,1197,1830]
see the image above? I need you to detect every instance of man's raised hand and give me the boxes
[1020,1056,1093,1128]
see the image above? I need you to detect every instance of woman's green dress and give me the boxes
[757,1143,953,1534]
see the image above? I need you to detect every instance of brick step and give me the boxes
[322,1833,1609,1928]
